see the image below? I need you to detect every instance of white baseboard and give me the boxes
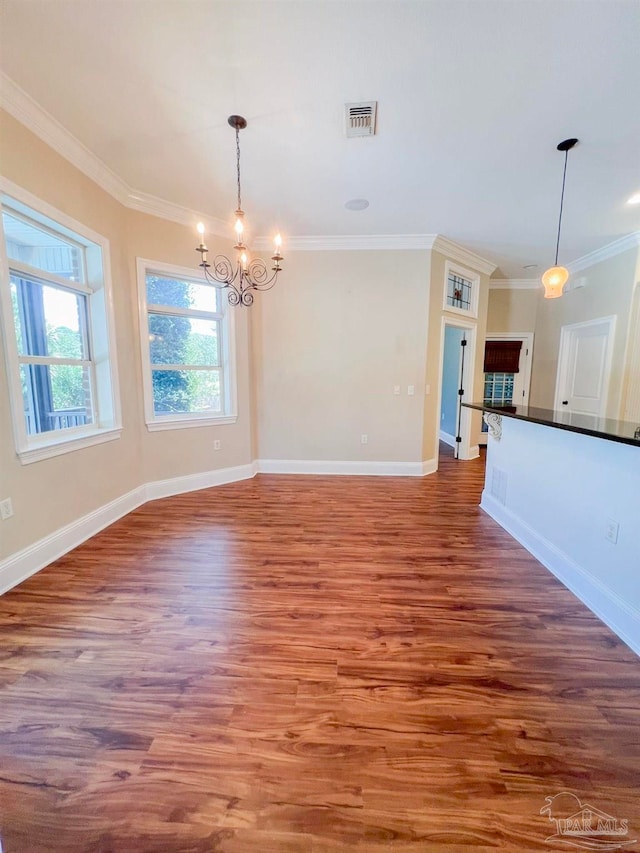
[439,430,456,447]
[462,444,480,460]
[255,458,425,476]
[0,486,146,596]
[146,462,257,501]
[422,458,438,476]
[481,491,640,656]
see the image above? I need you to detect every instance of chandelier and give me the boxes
[541,137,578,299]
[196,115,283,306]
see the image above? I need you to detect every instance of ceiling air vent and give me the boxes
[345,101,377,137]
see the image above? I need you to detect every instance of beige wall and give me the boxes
[487,288,538,335]
[0,110,253,560]
[252,250,431,464]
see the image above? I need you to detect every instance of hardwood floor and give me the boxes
[1,449,639,852]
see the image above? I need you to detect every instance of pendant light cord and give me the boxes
[554,149,569,266]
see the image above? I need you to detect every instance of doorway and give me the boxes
[480,332,534,445]
[554,316,616,416]
[437,319,476,461]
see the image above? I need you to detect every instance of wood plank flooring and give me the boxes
[1,448,639,852]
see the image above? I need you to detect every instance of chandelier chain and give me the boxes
[236,126,242,212]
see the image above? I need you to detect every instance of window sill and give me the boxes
[18,427,122,465]
[146,415,238,432]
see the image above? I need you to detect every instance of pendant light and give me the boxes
[542,138,578,299]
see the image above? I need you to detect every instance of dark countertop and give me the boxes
[463,402,640,448]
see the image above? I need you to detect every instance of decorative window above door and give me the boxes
[443,261,479,318]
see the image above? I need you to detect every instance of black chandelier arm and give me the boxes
[241,264,281,293]
[201,254,239,286]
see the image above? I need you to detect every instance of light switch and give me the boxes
[393,385,401,395]
[407,385,415,396]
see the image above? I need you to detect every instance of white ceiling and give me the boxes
[1,0,639,278]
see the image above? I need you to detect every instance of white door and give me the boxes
[555,317,616,416]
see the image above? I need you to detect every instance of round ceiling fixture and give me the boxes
[345,198,369,211]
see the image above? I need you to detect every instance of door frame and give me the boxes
[554,316,616,417]
[479,332,534,445]
[436,316,477,462]
[621,282,640,422]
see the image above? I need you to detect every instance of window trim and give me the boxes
[0,178,122,464]
[442,260,480,319]
[136,257,237,431]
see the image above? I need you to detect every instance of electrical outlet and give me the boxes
[213,440,221,451]
[425,384,430,395]
[393,385,401,395]
[0,498,14,521]
[361,434,368,445]
[605,518,619,544]
[407,385,415,396]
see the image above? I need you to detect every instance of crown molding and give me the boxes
[253,234,436,252]
[1,72,130,204]
[253,234,498,274]
[568,231,640,274]
[125,191,229,237]
[431,235,497,276]
[0,72,230,237]
[490,279,540,290]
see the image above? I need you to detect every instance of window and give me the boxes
[482,372,515,433]
[137,259,236,430]
[443,260,479,318]
[0,183,121,463]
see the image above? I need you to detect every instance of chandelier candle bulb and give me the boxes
[195,222,208,262]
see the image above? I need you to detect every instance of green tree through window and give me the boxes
[147,276,191,414]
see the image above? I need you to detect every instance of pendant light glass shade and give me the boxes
[542,265,569,299]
